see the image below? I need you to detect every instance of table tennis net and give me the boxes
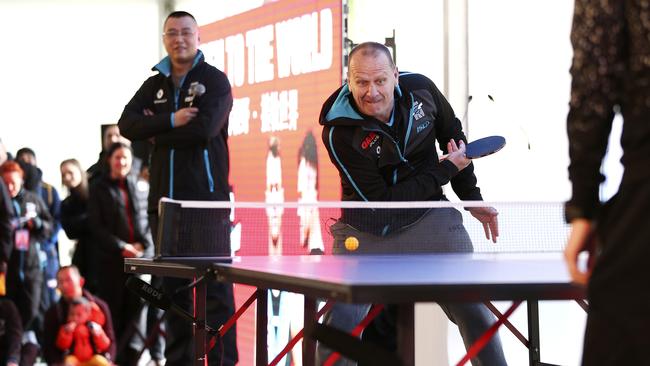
[155,198,569,257]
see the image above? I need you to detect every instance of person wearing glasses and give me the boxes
[118,11,237,366]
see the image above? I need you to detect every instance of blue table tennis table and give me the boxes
[125,252,585,366]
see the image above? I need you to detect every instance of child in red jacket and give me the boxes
[56,297,111,366]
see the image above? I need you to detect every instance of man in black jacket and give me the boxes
[564,1,650,364]
[319,42,505,365]
[118,11,236,366]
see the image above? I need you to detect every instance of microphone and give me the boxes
[188,83,206,107]
[126,277,217,334]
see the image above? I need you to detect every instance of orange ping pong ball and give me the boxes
[345,236,359,251]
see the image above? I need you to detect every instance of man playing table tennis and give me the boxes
[319,42,506,365]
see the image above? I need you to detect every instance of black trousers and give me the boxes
[150,212,238,366]
[582,175,650,365]
[162,278,238,366]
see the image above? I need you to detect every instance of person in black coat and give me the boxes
[564,1,650,364]
[88,142,151,366]
[0,161,53,332]
[60,159,98,293]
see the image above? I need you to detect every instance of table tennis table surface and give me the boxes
[126,252,584,303]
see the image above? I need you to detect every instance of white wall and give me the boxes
[467,0,575,202]
[0,0,162,186]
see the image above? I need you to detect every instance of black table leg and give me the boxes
[256,289,268,365]
[527,300,541,366]
[397,303,415,366]
[303,297,317,366]
[195,278,207,366]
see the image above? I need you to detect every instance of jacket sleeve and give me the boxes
[31,194,54,244]
[96,298,117,360]
[42,184,62,251]
[154,70,233,148]
[118,78,175,141]
[55,325,74,350]
[427,79,483,201]
[92,326,112,353]
[565,0,623,220]
[323,125,458,202]
[128,178,153,250]
[60,197,88,240]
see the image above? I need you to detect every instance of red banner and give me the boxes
[199,2,343,364]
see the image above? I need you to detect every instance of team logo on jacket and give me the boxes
[416,120,430,134]
[413,101,425,120]
[154,88,167,104]
[361,132,380,150]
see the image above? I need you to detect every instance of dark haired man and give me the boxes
[118,11,237,366]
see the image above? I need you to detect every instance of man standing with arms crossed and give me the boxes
[118,11,237,366]
[319,42,505,365]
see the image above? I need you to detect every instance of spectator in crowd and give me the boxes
[55,297,111,366]
[59,159,98,293]
[88,142,151,365]
[15,147,63,323]
[1,160,53,365]
[87,125,142,186]
[44,266,116,365]
[87,124,123,185]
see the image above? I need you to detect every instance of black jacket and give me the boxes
[7,189,53,284]
[320,72,482,234]
[88,175,151,259]
[566,0,650,220]
[61,190,98,292]
[118,51,233,213]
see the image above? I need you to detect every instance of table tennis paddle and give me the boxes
[465,135,506,159]
[439,135,506,161]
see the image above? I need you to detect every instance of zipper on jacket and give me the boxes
[169,78,185,199]
[169,150,175,198]
[361,126,409,164]
[203,149,215,193]
[402,92,417,151]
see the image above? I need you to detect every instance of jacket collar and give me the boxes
[153,50,204,77]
